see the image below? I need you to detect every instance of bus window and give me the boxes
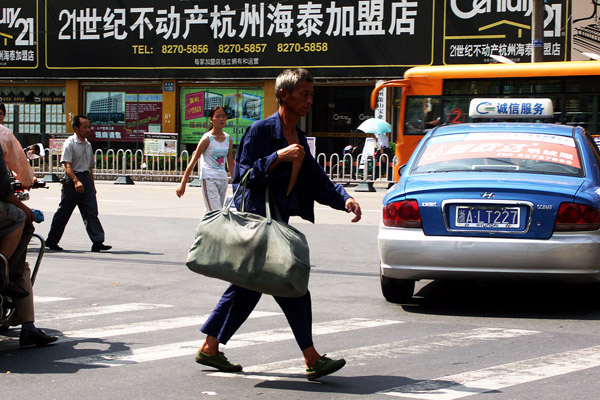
[404,97,441,134]
[441,97,471,125]
[565,95,598,132]
[444,80,501,95]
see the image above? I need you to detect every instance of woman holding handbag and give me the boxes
[176,106,234,213]
[195,69,362,381]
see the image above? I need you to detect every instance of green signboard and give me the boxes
[180,87,264,145]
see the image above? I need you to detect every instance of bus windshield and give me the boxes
[371,61,600,174]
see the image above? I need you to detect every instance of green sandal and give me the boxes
[306,355,346,381]
[195,350,242,372]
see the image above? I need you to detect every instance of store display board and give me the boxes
[180,87,263,145]
[84,88,162,142]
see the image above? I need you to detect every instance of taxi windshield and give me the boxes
[411,131,583,177]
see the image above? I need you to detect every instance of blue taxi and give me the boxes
[378,99,600,303]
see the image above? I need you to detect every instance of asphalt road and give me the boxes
[1,181,599,400]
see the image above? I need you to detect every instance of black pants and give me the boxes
[46,172,105,245]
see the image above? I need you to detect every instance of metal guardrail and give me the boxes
[32,149,397,185]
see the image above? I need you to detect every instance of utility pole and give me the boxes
[531,0,544,62]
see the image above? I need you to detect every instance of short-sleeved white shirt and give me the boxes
[200,132,230,179]
[61,134,94,172]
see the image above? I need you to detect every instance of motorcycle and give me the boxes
[0,143,47,328]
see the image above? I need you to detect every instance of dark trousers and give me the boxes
[201,284,314,351]
[8,222,35,324]
[46,172,105,245]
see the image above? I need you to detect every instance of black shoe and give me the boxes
[19,327,58,347]
[306,355,346,381]
[45,243,63,251]
[91,243,112,252]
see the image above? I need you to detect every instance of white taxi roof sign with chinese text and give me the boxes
[468,98,554,119]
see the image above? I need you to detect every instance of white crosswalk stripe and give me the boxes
[36,303,173,322]
[379,345,600,399]
[34,296,73,303]
[208,327,540,381]
[55,318,401,367]
[59,311,281,342]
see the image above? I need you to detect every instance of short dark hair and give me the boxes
[275,69,313,106]
[72,115,89,129]
[0,103,5,115]
[208,105,226,119]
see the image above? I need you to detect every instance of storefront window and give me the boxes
[404,96,442,134]
[311,86,373,155]
[83,87,163,149]
[179,87,264,149]
[0,87,66,146]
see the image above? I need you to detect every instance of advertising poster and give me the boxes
[0,1,37,69]
[444,0,569,64]
[85,89,162,142]
[144,133,178,156]
[39,0,435,78]
[180,87,264,145]
[572,1,600,60]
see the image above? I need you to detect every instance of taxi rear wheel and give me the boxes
[380,275,415,304]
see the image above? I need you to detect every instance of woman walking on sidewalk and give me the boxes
[176,106,234,213]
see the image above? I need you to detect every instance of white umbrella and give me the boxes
[357,118,392,135]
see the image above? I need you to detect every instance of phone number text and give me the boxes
[277,42,328,52]
[162,44,209,54]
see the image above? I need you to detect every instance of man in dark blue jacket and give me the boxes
[196,69,362,381]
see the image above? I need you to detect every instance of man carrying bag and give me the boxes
[192,68,362,381]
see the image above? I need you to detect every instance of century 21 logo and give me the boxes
[0,8,35,46]
[449,0,563,38]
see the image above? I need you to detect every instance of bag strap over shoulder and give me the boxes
[224,168,283,225]
[224,170,251,214]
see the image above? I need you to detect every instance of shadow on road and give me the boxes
[0,328,131,374]
[255,374,419,395]
[401,280,600,320]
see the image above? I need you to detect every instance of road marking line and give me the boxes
[209,327,540,381]
[36,303,173,322]
[60,311,281,341]
[35,296,73,303]
[55,318,401,367]
[44,197,132,203]
[380,344,600,399]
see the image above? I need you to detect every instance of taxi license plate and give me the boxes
[455,206,520,228]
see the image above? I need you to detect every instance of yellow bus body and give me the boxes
[372,61,600,180]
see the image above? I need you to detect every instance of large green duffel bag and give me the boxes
[186,174,310,298]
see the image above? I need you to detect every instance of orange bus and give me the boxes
[372,61,600,179]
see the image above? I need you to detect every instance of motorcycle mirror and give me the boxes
[25,143,45,160]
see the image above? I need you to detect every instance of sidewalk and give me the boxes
[28,181,388,227]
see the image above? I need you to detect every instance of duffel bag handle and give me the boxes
[224,169,283,224]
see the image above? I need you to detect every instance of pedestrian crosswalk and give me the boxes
[57,317,401,367]
[379,345,600,399]
[3,296,600,398]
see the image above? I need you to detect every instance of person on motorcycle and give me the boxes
[0,145,25,293]
[0,127,57,346]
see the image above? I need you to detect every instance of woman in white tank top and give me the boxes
[176,106,234,213]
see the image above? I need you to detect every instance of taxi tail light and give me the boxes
[383,200,422,228]
[554,202,600,231]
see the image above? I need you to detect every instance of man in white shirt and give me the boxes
[45,115,111,252]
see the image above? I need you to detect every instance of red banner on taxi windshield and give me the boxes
[419,139,580,169]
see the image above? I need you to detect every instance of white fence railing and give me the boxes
[33,149,397,184]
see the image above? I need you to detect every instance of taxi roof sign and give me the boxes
[469,98,554,119]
